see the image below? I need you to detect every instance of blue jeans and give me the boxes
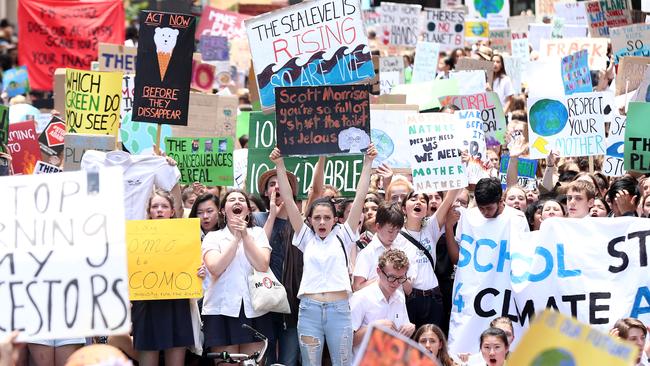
[297,298,353,366]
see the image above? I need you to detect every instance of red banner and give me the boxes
[18,0,124,91]
[195,7,249,41]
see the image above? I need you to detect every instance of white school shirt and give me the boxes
[81,150,179,220]
[492,75,515,107]
[293,222,358,298]
[352,234,415,282]
[201,226,271,318]
[395,216,443,290]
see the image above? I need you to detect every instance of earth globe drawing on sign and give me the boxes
[471,22,486,36]
[371,129,395,163]
[474,0,505,18]
[529,99,568,136]
[532,348,576,366]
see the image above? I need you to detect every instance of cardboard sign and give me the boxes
[7,121,40,174]
[508,310,638,366]
[195,6,250,41]
[411,42,440,83]
[604,113,626,177]
[97,43,137,73]
[456,110,490,184]
[63,133,114,171]
[0,105,8,152]
[121,73,135,122]
[33,160,62,174]
[624,102,650,172]
[527,92,610,159]
[171,92,237,140]
[616,56,650,95]
[421,8,465,51]
[132,11,196,125]
[439,92,506,147]
[38,115,66,161]
[0,168,130,342]
[535,0,560,19]
[540,38,608,70]
[561,49,593,95]
[489,29,511,53]
[165,137,234,185]
[633,67,650,102]
[554,1,588,25]
[191,58,216,93]
[467,0,509,20]
[465,19,489,42]
[245,0,374,109]
[355,325,438,366]
[126,219,203,300]
[498,154,538,190]
[390,79,460,111]
[509,15,535,39]
[503,56,524,93]
[275,85,371,156]
[378,2,422,47]
[611,23,650,65]
[65,69,122,136]
[379,56,405,95]
[17,0,124,91]
[586,0,632,37]
[370,104,419,170]
[2,66,30,98]
[198,34,229,61]
[456,58,494,85]
[407,113,468,192]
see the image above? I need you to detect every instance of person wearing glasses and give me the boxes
[350,249,415,354]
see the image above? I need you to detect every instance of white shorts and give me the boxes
[29,338,87,347]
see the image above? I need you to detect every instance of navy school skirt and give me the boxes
[202,305,275,348]
[131,299,195,351]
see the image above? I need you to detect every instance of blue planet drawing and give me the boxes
[474,0,505,18]
[471,23,486,36]
[606,141,624,158]
[529,99,569,136]
[532,348,576,366]
[371,128,395,163]
[120,112,172,154]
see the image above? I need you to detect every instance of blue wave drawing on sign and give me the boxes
[257,45,374,108]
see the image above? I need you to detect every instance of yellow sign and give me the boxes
[126,218,203,300]
[465,20,489,39]
[509,310,638,366]
[65,69,122,137]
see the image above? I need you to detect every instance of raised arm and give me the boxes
[435,188,460,229]
[346,144,377,233]
[444,208,461,265]
[304,156,326,209]
[270,148,304,232]
[506,137,527,189]
[541,151,559,192]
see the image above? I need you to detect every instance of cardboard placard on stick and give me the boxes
[38,115,66,163]
[165,137,234,185]
[63,133,114,171]
[616,56,650,95]
[456,58,494,85]
[171,93,238,142]
[65,69,122,136]
[7,120,40,174]
[98,43,138,73]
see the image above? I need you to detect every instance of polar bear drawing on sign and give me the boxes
[338,127,371,153]
[153,27,179,81]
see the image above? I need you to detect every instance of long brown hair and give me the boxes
[413,324,454,366]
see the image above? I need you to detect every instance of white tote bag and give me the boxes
[248,269,291,314]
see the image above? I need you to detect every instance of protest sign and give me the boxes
[165,137,234,185]
[245,0,373,110]
[489,29,511,54]
[540,38,608,70]
[370,104,418,170]
[275,85,370,156]
[466,0,509,20]
[464,19,489,43]
[97,43,137,73]
[499,154,538,190]
[604,113,626,177]
[38,115,66,162]
[412,42,440,83]
[132,11,196,126]
[555,1,588,25]
[456,58,494,85]
[448,215,650,355]
[126,219,202,300]
[362,9,381,29]
[456,110,490,184]
[487,14,508,30]
[407,113,468,192]
[524,58,564,96]
[65,69,122,136]
[633,67,650,102]
[511,38,530,61]
[191,58,216,93]
[120,118,172,154]
[450,70,486,95]
[354,325,438,366]
[586,0,632,37]
[121,74,135,122]
[379,56,404,95]
[611,24,650,65]
[378,2,421,47]
[561,50,593,95]
[421,8,465,51]
[0,105,8,152]
[2,66,30,97]
[440,92,506,147]
[527,92,610,159]
[7,120,40,175]
[0,168,130,342]
[503,56,524,93]
[63,133,114,171]
[529,24,589,51]
[509,310,638,366]
[391,79,459,111]
[33,160,62,174]
[171,92,237,141]
[17,0,124,91]
[198,35,229,61]
[624,102,650,172]
[616,56,650,95]
[509,15,535,39]
[196,6,249,41]
[536,0,560,19]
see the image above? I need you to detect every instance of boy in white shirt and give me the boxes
[351,249,415,353]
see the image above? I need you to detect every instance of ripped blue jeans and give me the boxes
[297,298,353,366]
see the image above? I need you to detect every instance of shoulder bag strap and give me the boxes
[400,230,435,273]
